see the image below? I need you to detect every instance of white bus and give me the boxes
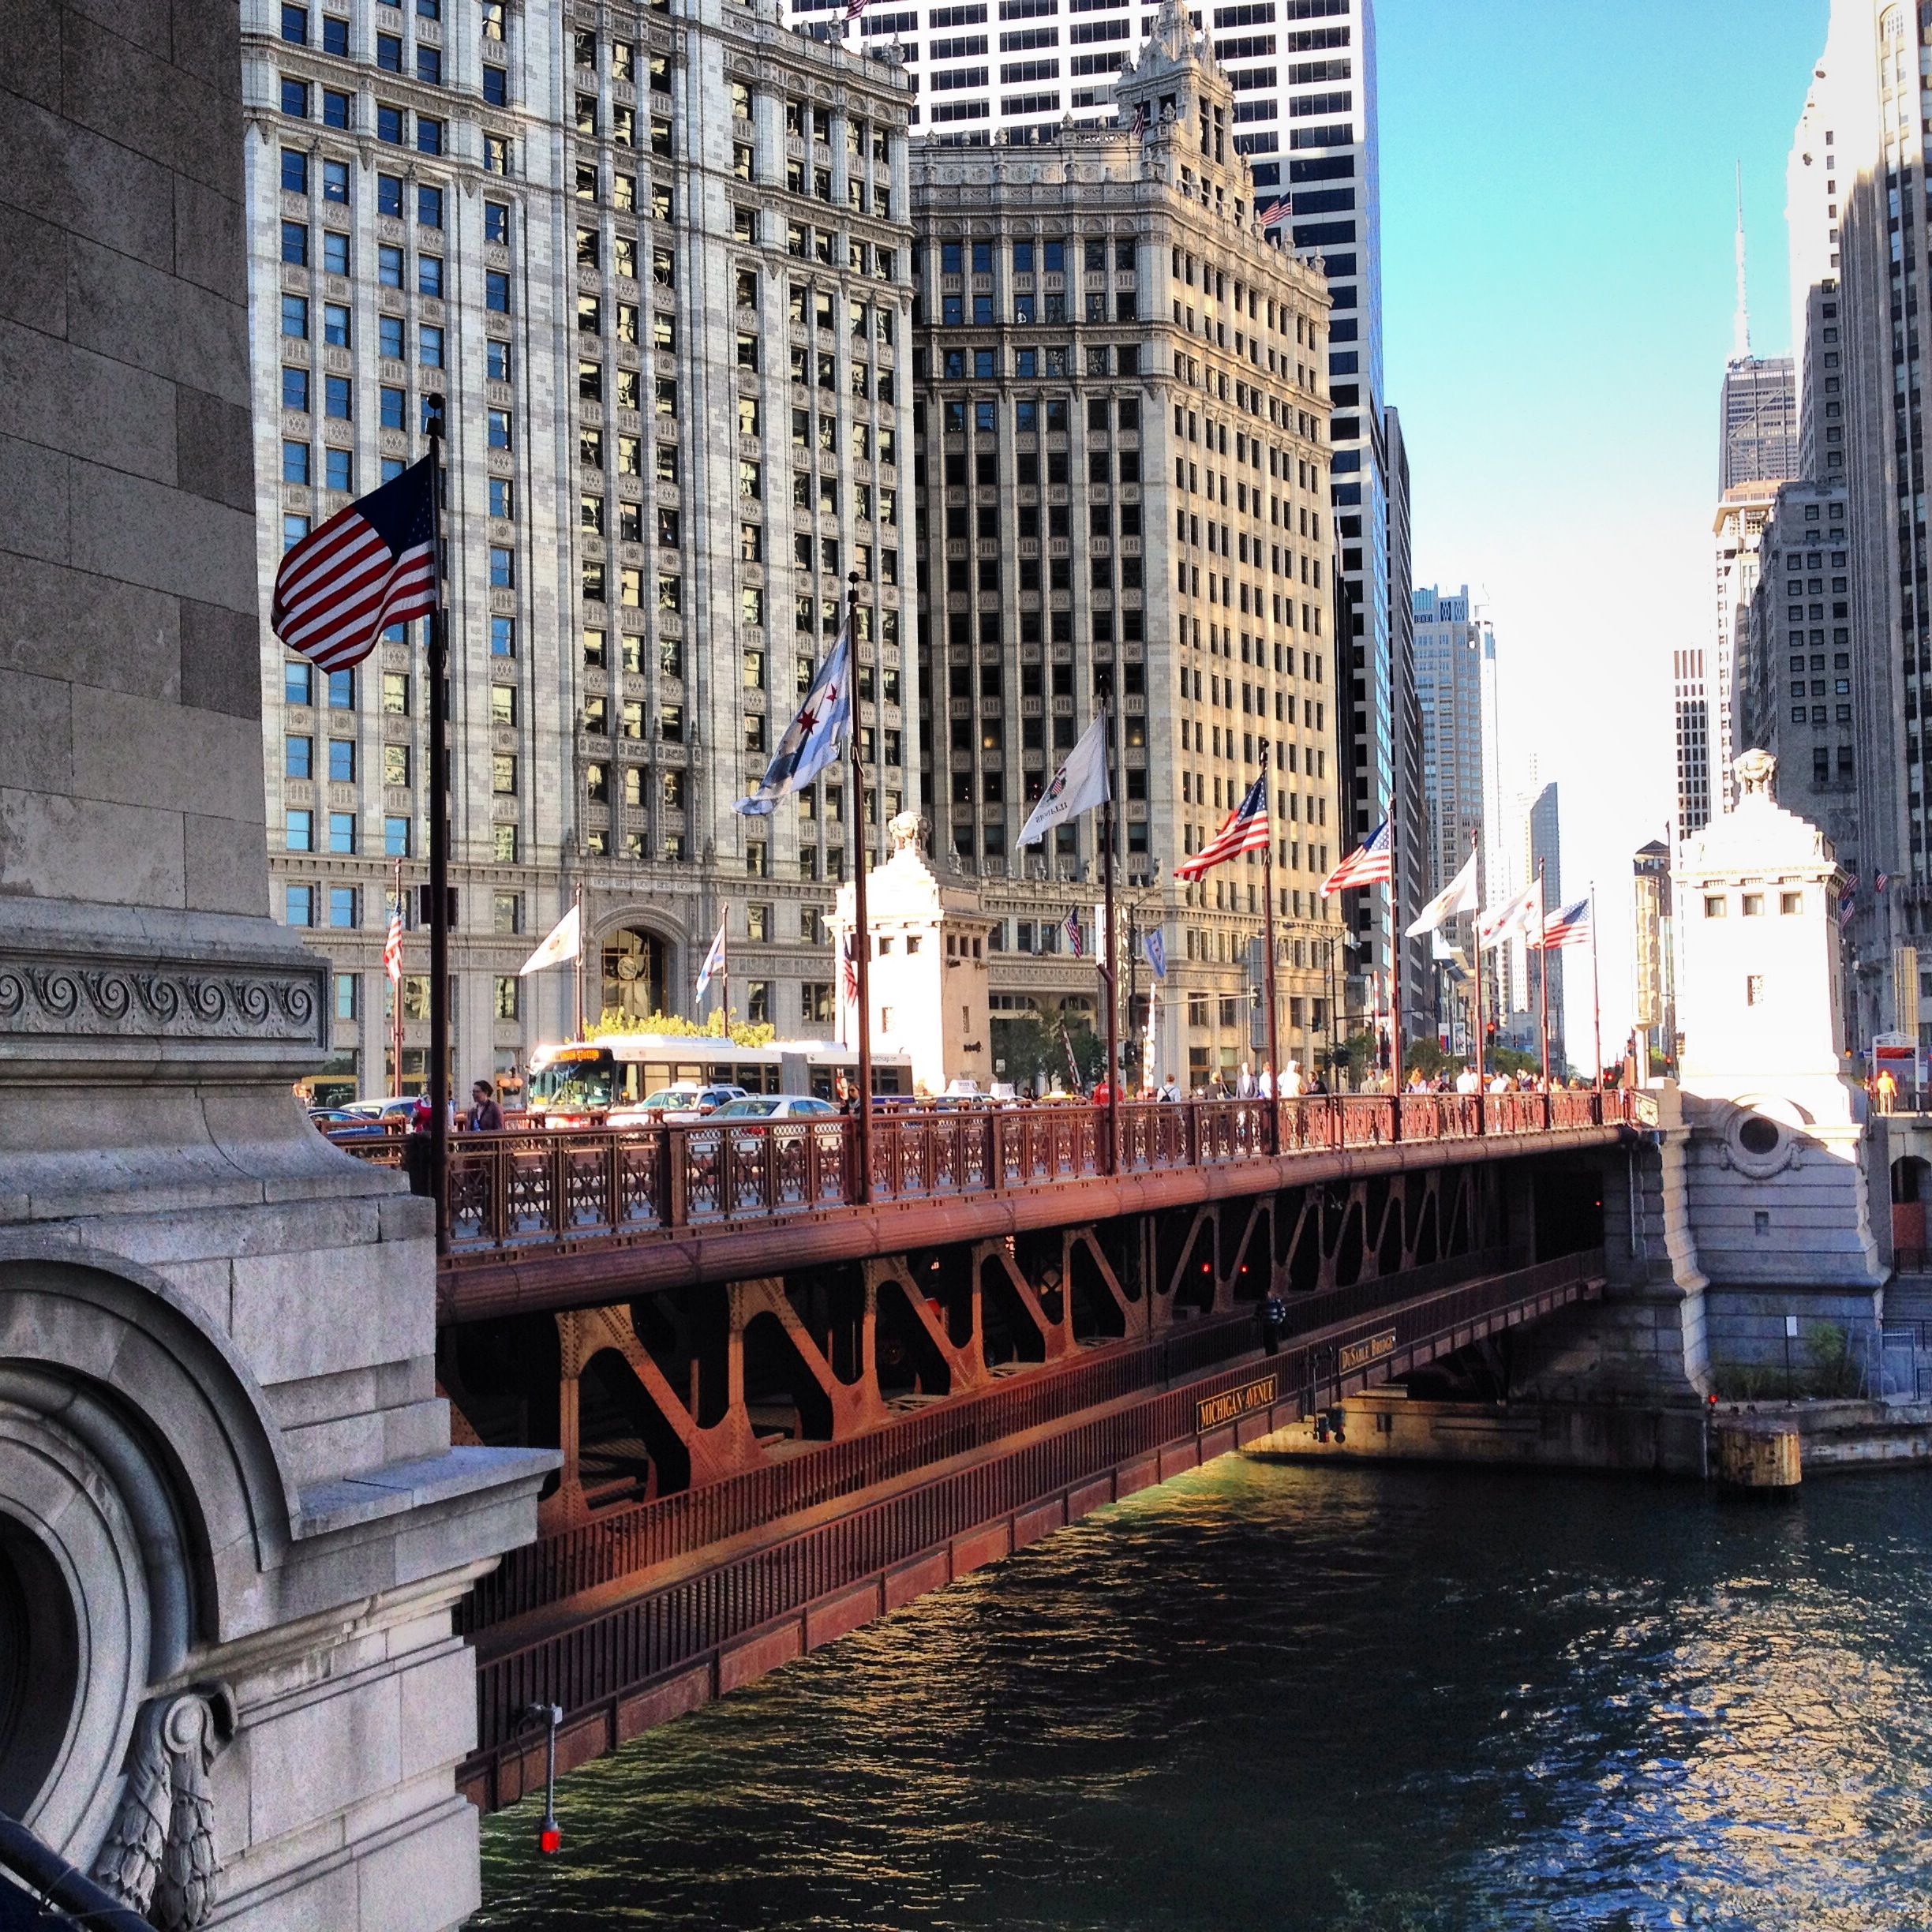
[526,1033,912,1121]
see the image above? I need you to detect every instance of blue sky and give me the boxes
[1376,0,1830,1051]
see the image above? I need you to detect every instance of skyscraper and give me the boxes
[242,0,919,1099]
[1775,0,1919,1046]
[1411,584,1484,900]
[1524,778,1562,1061]
[1720,358,1799,490]
[792,0,1406,1024]
[907,18,1346,1091]
[1698,182,1797,826]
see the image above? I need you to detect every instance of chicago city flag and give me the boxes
[1477,878,1544,950]
[695,915,728,1003]
[736,619,852,814]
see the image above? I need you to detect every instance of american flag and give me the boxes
[1176,770,1271,880]
[841,933,859,1006]
[1536,897,1591,949]
[1065,908,1084,958]
[1877,871,1892,893]
[1320,819,1393,896]
[1840,874,1859,929]
[843,0,869,21]
[1256,197,1289,227]
[383,899,405,984]
[271,455,438,672]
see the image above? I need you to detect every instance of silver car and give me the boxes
[710,1095,837,1119]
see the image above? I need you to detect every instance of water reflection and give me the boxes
[478,1460,1932,1930]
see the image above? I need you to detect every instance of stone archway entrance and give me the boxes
[601,927,668,1027]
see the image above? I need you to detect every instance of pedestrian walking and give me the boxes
[466,1080,504,1132]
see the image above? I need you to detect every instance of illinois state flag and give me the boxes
[1019,713,1110,847]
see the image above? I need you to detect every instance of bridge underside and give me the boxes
[440,1148,1612,1537]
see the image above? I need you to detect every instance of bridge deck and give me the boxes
[338,1090,1644,1320]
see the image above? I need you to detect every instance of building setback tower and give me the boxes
[1769,0,1922,1046]
[1720,356,1800,489]
[908,12,1346,1090]
[792,0,1404,1027]
[1412,584,1484,900]
[242,0,917,1097]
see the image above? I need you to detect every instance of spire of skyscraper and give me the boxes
[1733,160,1752,364]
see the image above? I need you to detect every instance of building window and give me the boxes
[1746,975,1765,1007]
[286,883,314,927]
[494,975,520,1020]
[492,893,522,935]
[1703,895,1726,918]
[285,808,313,852]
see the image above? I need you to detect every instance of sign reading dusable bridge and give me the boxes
[1196,1374,1279,1432]
[1338,1329,1398,1376]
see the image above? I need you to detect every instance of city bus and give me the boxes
[526,1033,911,1122]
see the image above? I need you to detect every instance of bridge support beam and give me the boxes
[1507,1104,1712,1402]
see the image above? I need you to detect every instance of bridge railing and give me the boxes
[340,1089,1638,1261]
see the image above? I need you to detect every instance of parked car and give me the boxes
[710,1095,837,1120]
[308,1106,393,1140]
[336,1096,422,1127]
[607,1083,747,1125]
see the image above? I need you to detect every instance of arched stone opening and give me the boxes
[600,926,669,1026]
[0,1249,295,1861]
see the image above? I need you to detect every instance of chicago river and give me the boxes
[477,1457,1932,1930]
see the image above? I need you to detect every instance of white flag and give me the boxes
[519,902,582,976]
[1476,878,1543,950]
[1019,713,1110,847]
[1405,846,1480,938]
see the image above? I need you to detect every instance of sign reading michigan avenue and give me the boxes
[1196,1374,1279,1432]
[1338,1329,1398,1376]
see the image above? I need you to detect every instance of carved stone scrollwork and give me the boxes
[0,960,320,1042]
[92,1687,237,1932]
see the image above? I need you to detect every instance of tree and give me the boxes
[1402,1035,1451,1080]
[990,1009,1103,1089]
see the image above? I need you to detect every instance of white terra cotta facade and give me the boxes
[834,813,993,1095]
[1672,748,1885,1363]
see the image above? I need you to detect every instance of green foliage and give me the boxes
[1709,1320,1867,1401]
[586,1009,777,1050]
[1342,1028,1380,1074]
[1402,1035,1452,1079]
[990,1009,1103,1088]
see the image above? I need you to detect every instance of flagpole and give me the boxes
[572,882,584,1039]
[1387,796,1402,1097]
[846,577,873,1202]
[424,396,451,1253]
[1590,880,1604,1092]
[1470,825,1486,1093]
[1100,691,1120,1174]
[391,855,405,1098]
[1261,753,1281,1151]
[1536,858,1551,1095]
